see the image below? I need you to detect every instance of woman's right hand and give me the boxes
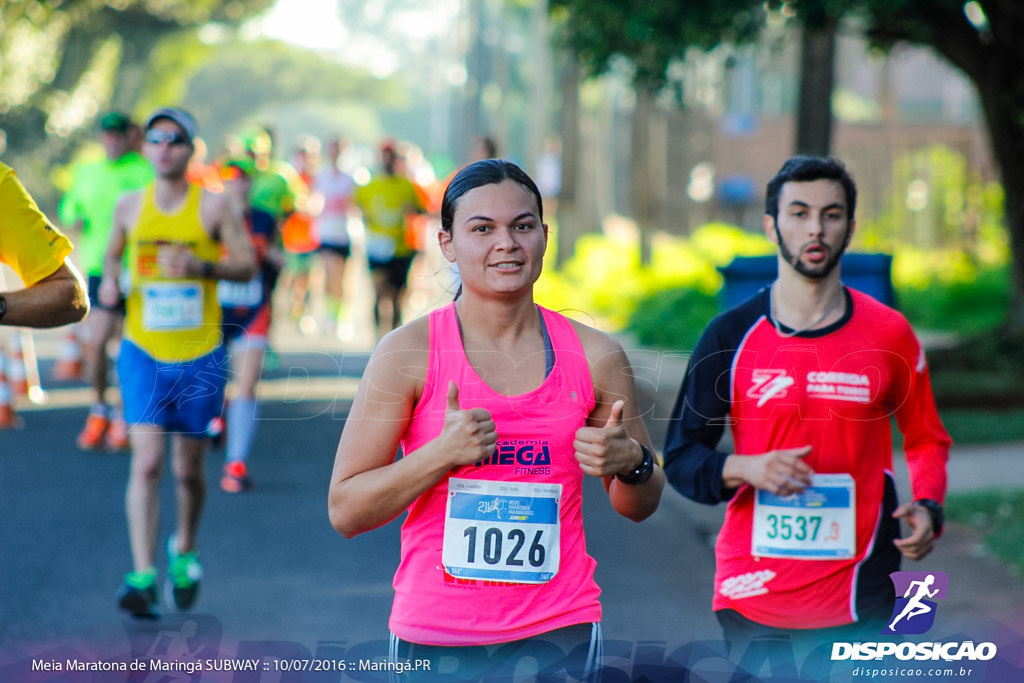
[440,381,498,468]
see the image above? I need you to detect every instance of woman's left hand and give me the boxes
[572,400,641,478]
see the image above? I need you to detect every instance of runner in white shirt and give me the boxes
[311,138,356,337]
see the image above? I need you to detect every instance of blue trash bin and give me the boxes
[717,253,894,311]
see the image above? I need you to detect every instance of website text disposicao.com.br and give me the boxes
[851,665,978,678]
[837,640,997,679]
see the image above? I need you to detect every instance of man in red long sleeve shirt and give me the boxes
[663,156,951,658]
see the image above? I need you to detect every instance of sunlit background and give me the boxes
[0,0,1019,360]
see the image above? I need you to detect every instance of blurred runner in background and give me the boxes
[354,141,425,338]
[216,157,280,493]
[311,137,356,339]
[59,111,153,451]
[101,107,255,619]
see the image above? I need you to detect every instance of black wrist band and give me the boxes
[201,261,214,278]
[914,498,944,535]
[0,294,6,323]
[616,443,654,486]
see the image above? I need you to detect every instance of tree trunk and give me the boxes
[630,88,655,265]
[525,0,551,175]
[460,0,485,163]
[794,20,837,157]
[554,57,581,269]
[976,86,1024,334]
[922,3,1024,336]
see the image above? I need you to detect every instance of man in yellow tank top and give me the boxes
[98,107,256,618]
[354,141,426,337]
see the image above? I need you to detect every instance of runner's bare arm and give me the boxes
[201,192,256,282]
[97,192,137,308]
[1,260,88,327]
[328,322,498,538]
[574,326,664,522]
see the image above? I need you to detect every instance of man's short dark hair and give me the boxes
[765,156,857,221]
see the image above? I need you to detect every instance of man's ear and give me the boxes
[763,214,778,244]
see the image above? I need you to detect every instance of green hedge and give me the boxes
[626,287,718,352]
[946,489,1024,577]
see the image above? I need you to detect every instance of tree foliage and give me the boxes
[551,0,1024,333]
[178,38,408,153]
[1,0,275,142]
[550,0,766,91]
[0,0,274,204]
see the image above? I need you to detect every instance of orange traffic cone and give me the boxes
[7,333,28,396]
[0,345,24,430]
[52,326,84,381]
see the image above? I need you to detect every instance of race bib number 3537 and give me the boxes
[442,478,561,584]
[752,473,856,559]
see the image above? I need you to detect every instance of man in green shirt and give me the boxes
[59,111,153,452]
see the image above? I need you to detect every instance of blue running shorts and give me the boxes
[119,339,228,435]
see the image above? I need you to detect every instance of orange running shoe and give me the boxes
[106,417,131,452]
[220,461,251,493]
[77,413,110,451]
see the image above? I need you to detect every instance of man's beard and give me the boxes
[775,224,850,279]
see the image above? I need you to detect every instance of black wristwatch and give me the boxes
[0,294,7,323]
[915,498,944,535]
[616,443,654,486]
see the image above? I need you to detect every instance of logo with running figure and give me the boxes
[885,571,949,634]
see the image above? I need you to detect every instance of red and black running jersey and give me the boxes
[663,286,950,629]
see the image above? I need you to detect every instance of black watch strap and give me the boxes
[915,498,944,535]
[616,443,654,486]
[0,294,6,323]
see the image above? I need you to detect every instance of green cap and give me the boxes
[238,127,272,156]
[224,157,256,178]
[100,112,131,132]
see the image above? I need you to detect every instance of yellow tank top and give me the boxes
[125,183,222,362]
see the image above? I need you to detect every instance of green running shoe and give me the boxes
[165,535,203,610]
[118,568,159,619]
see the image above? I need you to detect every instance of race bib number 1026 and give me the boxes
[442,478,561,584]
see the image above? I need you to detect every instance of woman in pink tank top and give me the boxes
[329,159,664,680]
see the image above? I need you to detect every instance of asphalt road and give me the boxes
[0,348,724,682]
[1,345,1023,682]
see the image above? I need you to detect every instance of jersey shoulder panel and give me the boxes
[700,287,770,355]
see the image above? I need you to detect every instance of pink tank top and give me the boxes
[389,303,601,645]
